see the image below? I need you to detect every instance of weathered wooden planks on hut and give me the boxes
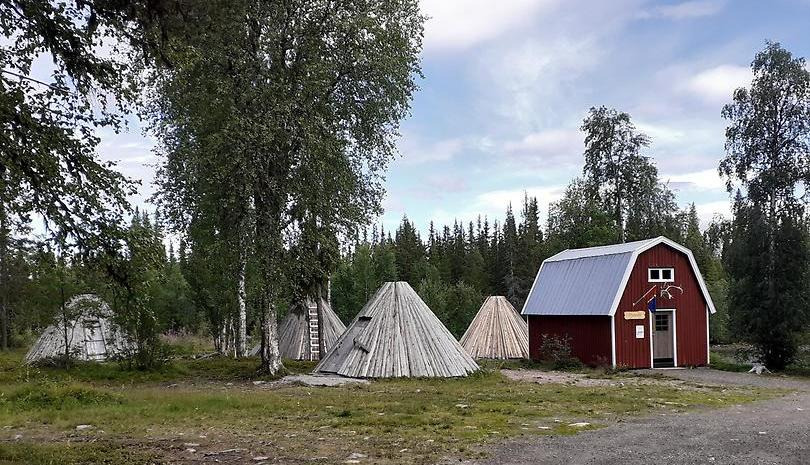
[24,294,134,364]
[315,281,479,378]
[249,297,346,360]
[460,296,529,359]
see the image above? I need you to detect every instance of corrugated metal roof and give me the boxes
[523,252,634,315]
[545,237,658,262]
[522,236,717,316]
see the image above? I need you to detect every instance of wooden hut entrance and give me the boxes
[652,310,675,368]
[83,321,107,361]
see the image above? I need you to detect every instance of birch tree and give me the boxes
[721,42,810,368]
[149,1,424,373]
[581,107,651,243]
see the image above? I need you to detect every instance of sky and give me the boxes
[98,0,810,234]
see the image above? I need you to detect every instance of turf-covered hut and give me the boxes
[24,294,133,364]
[460,296,529,359]
[315,281,479,378]
[249,297,346,360]
[522,237,715,369]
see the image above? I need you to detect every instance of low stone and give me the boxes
[347,452,367,459]
[568,422,591,428]
[75,425,93,431]
[253,456,270,461]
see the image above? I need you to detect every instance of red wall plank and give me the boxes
[614,243,708,368]
[528,315,612,366]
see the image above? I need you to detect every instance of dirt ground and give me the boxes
[501,369,704,388]
[475,368,810,465]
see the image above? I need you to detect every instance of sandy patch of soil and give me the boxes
[500,369,684,388]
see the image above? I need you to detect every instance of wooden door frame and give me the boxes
[649,308,677,368]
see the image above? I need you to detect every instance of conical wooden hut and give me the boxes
[249,297,346,360]
[315,281,479,378]
[460,296,529,359]
[24,294,133,364]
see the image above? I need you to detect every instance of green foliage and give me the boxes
[721,42,810,369]
[537,334,584,370]
[146,0,425,371]
[2,383,122,411]
[417,278,481,338]
[546,178,617,250]
[726,204,809,368]
[97,212,170,368]
[581,106,664,243]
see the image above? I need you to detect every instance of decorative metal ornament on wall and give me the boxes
[631,283,685,310]
[659,284,684,300]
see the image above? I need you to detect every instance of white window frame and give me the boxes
[648,267,675,283]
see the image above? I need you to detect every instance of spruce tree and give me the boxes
[721,42,810,369]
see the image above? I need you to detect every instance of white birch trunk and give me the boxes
[261,296,282,373]
[236,249,247,358]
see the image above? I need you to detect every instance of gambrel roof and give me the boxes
[521,236,717,317]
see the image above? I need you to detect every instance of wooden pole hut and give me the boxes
[24,294,133,364]
[460,296,529,359]
[315,281,479,378]
[249,297,346,361]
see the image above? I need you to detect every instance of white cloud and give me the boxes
[419,0,558,52]
[636,121,687,145]
[474,0,643,130]
[491,39,599,128]
[395,185,566,234]
[685,64,751,104]
[639,0,725,20]
[694,200,731,227]
[631,118,726,174]
[397,136,465,164]
[502,128,583,168]
[663,168,725,192]
[474,185,565,214]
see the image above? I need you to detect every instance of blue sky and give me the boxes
[99,0,810,234]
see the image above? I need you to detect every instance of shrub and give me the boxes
[538,334,582,370]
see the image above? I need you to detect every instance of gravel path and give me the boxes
[475,369,810,465]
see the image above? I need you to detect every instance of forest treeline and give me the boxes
[0,0,808,371]
[331,198,724,340]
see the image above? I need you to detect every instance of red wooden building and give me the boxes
[522,237,715,368]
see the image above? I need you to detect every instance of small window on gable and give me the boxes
[648,267,674,283]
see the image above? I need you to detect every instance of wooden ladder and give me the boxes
[307,301,320,361]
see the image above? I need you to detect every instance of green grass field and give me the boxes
[0,349,783,465]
